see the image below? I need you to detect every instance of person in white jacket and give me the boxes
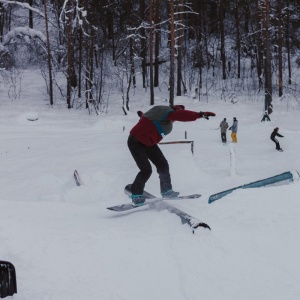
[229,117,238,143]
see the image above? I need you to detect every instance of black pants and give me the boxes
[221,132,227,143]
[127,135,172,195]
[271,137,281,150]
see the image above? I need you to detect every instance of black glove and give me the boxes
[200,111,216,120]
[137,111,143,117]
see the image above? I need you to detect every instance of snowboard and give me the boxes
[107,184,210,232]
[106,184,201,212]
[74,170,82,186]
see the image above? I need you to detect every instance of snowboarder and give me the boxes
[220,118,229,143]
[229,117,238,143]
[270,127,284,151]
[261,110,271,122]
[127,105,216,205]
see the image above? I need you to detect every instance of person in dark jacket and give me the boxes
[220,118,229,143]
[270,127,284,151]
[128,105,216,205]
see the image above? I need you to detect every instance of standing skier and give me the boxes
[229,117,238,143]
[270,127,284,151]
[220,118,229,143]
[127,105,216,205]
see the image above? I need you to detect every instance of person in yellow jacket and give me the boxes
[229,117,238,143]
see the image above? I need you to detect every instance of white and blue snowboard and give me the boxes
[107,184,210,232]
[107,184,201,212]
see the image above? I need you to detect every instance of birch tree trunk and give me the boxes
[176,0,183,96]
[235,0,241,79]
[67,0,73,109]
[255,0,264,90]
[277,0,283,96]
[28,0,33,28]
[43,0,53,106]
[149,0,154,105]
[169,0,175,105]
[154,0,160,87]
[220,0,226,80]
[140,0,147,88]
[261,0,273,114]
[286,0,292,85]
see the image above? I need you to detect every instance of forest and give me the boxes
[0,0,300,114]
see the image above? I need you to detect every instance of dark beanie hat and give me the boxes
[170,105,185,111]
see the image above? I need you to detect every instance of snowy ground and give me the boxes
[1,70,300,300]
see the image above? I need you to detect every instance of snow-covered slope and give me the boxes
[1,70,300,300]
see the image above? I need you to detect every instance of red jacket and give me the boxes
[130,107,201,146]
